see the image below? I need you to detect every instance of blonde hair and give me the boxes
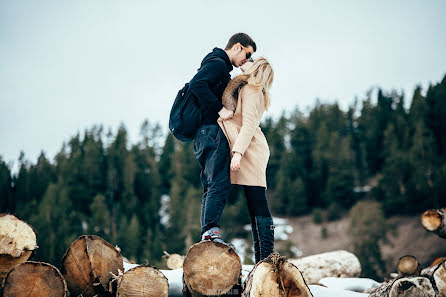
[243,57,274,110]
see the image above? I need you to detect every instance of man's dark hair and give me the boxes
[225,33,257,52]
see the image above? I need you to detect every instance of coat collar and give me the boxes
[222,74,249,111]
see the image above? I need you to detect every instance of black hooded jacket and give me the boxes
[189,48,233,126]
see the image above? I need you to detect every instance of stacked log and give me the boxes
[61,235,123,297]
[242,252,313,297]
[366,258,446,297]
[0,214,38,281]
[288,250,361,284]
[368,276,436,297]
[398,255,420,277]
[421,208,446,239]
[421,259,446,297]
[2,261,67,297]
[116,265,169,297]
[182,241,242,296]
[162,251,184,270]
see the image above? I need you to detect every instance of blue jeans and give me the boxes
[193,124,231,235]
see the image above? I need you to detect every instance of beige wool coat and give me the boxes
[217,75,270,187]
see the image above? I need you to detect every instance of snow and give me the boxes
[319,277,379,292]
[309,285,370,297]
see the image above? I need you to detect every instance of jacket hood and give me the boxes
[222,74,250,111]
[200,48,233,72]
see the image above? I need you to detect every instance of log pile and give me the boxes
[2,261,67,297]
[243,252,313,297]
[421,208,446,239]
[366,257,446,297]
[0,214,38,280]
[61,234,123,297]
[182,241,242,297]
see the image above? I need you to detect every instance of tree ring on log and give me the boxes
[3,261,67,297]
[183,241,242,296]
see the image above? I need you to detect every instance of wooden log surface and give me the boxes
[162,251,184,270]
[0,214,38,280]
[2,261,67,297]
[242,252,313,297]
[421,259,446,297]
[288,250,361,284]
[367,276,436,297]
[398,255,420,277]
[61,235,123,297]
[182,241,242,297]
[116,265,168,297]
[421,208,446,239]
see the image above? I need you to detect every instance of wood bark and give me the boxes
[398,255,420,277]
[0,214,38,280]
[2,261,67,297]
[116,265,168,297]
[421,259,446,297]
[163,251,184,270]
[182,241,242,297]
[61,235,123,297]
[242,252,313,297]
[367,276,436,297]
[421,208,446,239]
[288,250,361,284]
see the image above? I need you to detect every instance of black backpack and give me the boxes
[168,83,201,142]
[169,57,223,142]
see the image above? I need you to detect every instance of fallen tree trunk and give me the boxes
[421,259,446,297]
[242,252,313,297]
[182,241,242,296]
[61,235,123,297]
[421,209,446,239]
[2,261,67,296]
[367,276,436,297]
[288,250,361,284]
[0,214,38,280]
[398,255,420,276]
[115,265,168,297]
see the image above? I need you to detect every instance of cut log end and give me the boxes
[61,235,123,297]
[162,251,184,270]
[421,210,443,231]
[117,265,168,297]
[243,253,313,297]
[389,277,436,297]
[183,241,241,296]
[398,255,420,276]
[3,261,67,297]
[0,214,38,280]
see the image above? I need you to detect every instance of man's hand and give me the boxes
[218,107,234,120]
[231,152,242,171]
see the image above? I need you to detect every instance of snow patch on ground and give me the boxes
[319,277,379,292]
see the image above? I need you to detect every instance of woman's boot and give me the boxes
[255,216,275,261]
[250,222,261,264]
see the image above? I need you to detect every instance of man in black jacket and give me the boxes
[189,33,256,243]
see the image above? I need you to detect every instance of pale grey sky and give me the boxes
[1,0,445,170]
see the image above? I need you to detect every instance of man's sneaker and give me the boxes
[201,227,236,251]
[201,227,221,241]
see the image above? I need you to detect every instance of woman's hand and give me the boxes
[231,152,242,171]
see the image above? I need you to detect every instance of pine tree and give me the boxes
[0,157,12,212]
[89,194,111,239]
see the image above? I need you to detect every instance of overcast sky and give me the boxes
[1,0,445,170]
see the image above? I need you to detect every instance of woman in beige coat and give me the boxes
[218,57,274,263]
